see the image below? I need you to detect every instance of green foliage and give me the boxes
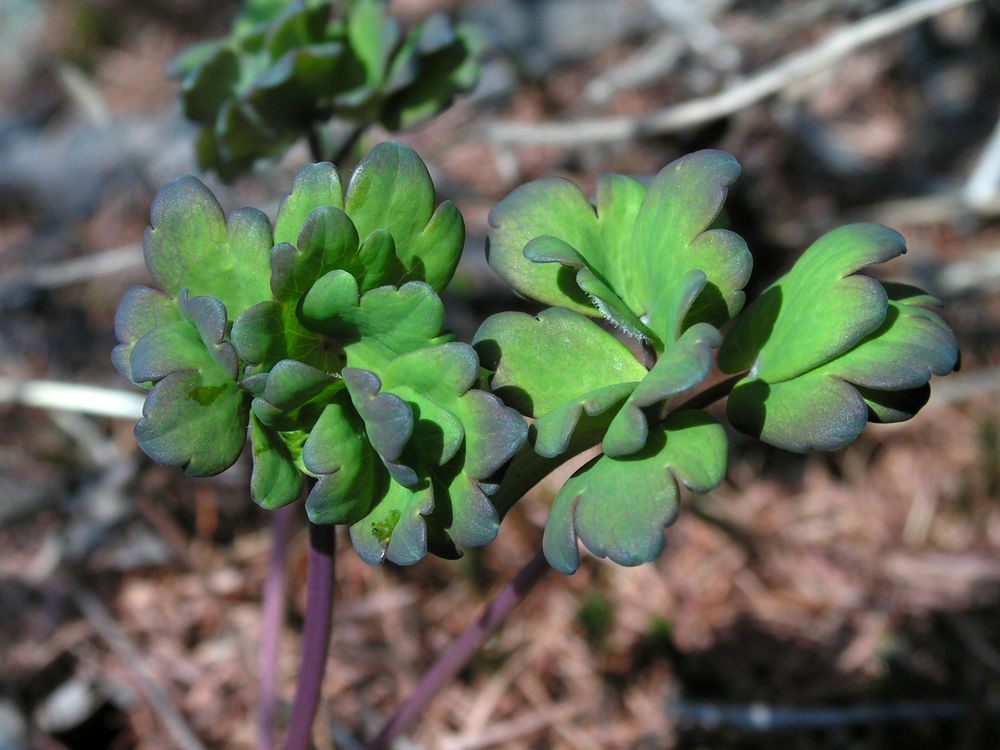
[115,138,959,573]
[114,142,526,566]
[543,411,727,574]
[486,150,751,350]
[479,156,958,573]
[718,224,959,451]
[169,0,482,181]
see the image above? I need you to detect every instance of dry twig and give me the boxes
[964,113,1000,211]
[0,378,144,420]
[489,0,978,145]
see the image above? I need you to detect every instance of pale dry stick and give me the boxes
[489,0,979,145]
[929,367,1000,406]
[645,0,740,69]
[864,192,1000,226]
[0,378,145,420]
[73,588,207,750]
[585,34,686,104]
[928,248,1000,296]
[586,0,735,105]
[963,113,1000,211]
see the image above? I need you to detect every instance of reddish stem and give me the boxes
[258,504,295,750]
[367,550,550,750]
[282,522,336,750]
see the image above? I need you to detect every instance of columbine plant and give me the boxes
[113,143,958,746]
[112,4,959,746]
[114,143,526,565]
[478,150,957,573]
[169,0,481,180]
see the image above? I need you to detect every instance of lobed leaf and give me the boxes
[487,151,751,348]
[345,142,464,291]
[475,305,718,460]
[303,392,385,525]
[473,307,647,417]
[543,411,727,574]
[144,176,273,318]
[250,413,304,509]
[720,226,958,451]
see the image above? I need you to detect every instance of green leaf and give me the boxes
[274,162,344,246]
[179,48,239,124]
[265,1,330,58]
[488,151,750,348]
[134,369,249,477]
[129,293,237,383]
[428,463,499,550]
[350,480,434,566]
[167,39,223,81]
[273,206,362,301]
[303,276,450,372]
[721,229,959,452]
[345,142,464,291]
[345,0,399,87]
[125,292,249,477]
[303,393,385,525]
[250,413,303,509]
[379,343,527,477]
[476,307,716,459]
[543,411,727,574]
[473,307,647,417]
[112,286,183,387]
[718,224,905,382]
[172,0,480,181]
[144,176,273,317]
[380,19,483,130]
[343,367,418,487]
[532,383,636,459]
[248,42,363,131]
[251,359,341,433]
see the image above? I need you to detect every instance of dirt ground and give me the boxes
[2,1,1000,748]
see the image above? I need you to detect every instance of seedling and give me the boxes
[114,143,957,746]
[169,0,481,180]
[111,2,959,747]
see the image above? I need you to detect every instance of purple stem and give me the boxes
[258,505,295,750]
[282,522,336,750]
[367,550,551,750]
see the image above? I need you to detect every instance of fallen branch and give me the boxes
[489,0,978,145]
[0,378,145,420]
[964,112,1000,211]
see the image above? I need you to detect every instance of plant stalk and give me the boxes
[367,550,551,750]
[258,504,295,750]
[366,367,748,744]
[282,522,336,750]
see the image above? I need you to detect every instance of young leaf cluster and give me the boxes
[476,150,958,573]
[114,142,526,566]
[169,0,481,181]
[114,141,958,574]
